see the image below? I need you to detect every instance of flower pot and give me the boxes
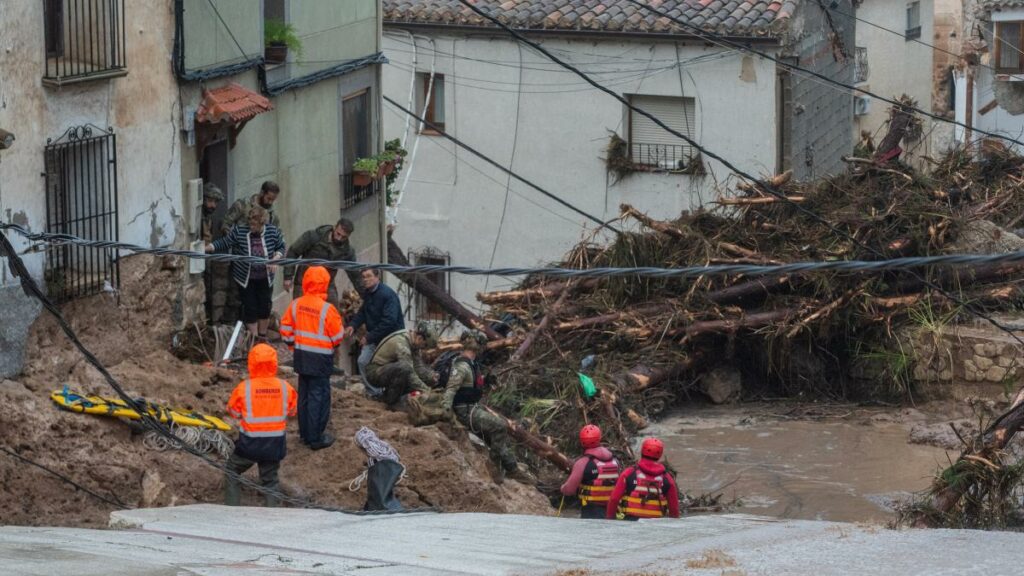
[265,43,288,65]
[378,160,395,178]
[352,171,373,187]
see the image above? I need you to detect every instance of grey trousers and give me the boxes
[224,452,281,507]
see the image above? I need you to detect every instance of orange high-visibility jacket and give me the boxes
[280,266,344,357]
[227,344,297,438]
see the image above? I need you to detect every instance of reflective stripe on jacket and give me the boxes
[618,469,669,519]
[228,378,295,438]
[279,291,344,377]
[578,456,621,506]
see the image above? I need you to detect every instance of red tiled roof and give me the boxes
[383,0,799,37]
[195,83,273,125]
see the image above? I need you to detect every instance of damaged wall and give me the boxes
[0,0,183,377]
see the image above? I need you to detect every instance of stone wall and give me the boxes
[910,325,1023,386]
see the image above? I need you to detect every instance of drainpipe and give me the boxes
[965,68,975,150]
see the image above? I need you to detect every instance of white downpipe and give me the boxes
[400,30,418,148]
[221,320,243,364]
[388,35,437,226]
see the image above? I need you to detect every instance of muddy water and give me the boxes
[653,408,955,523]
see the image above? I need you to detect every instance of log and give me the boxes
[874,96,916,164]
[553,304,674,332]
[482,406,573,472]
[597,387,635,460]
[621,353,705,391]
[736,170,793,192]
[683,308,800,338]
[705,276,791,306]
[619,203,686,239]
[511,281,575,361]
[477,279,600,305]
[388,233,501,340]
[715,196,806,206]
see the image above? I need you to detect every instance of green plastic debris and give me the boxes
[577,373,597,398]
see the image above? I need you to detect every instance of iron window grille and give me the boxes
[43,0,127,85]
[340,173,380,210]
[43,125,120,303]
[854,47,869,83]
[905,2,921,40]
[409,248,450,321]
[627,95,700,173]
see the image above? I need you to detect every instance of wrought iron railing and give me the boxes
[43,0,127,83]
[630,143,698,171]
[341,173,380,210]
[854,47,869,84]
[43,125,120,302]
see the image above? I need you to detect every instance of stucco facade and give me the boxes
[0,0,182,377]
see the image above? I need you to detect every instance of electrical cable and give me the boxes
[383,97,620,233]
[624,0,1024,150]
[0,445,127,509]
[204,0,257,67]
[455,0,1024,347]
[0,230,436,517]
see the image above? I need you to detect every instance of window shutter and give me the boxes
[629,95,696,165]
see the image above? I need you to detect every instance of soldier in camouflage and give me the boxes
[200,182,224,244]
[282,218,361,304]
[364,321,437,406]
[222,180,281,234]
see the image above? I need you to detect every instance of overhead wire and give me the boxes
[0,445,127,509]
[454,0,1024,347]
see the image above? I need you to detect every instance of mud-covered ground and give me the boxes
[0,256,550,528]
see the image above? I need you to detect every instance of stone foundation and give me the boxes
[908,324,1024,387]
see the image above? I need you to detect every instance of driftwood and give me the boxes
[683,308,800,339]
[552,304,675,332]
[620,203,687,239]
[388,233,501,340]
[483,406,572,472]
[477,279,600,305]
[511,282,575,361]
[705,276,791,306]
[715,196,806,206]
[875,96,916,163]
[736,170,793,192]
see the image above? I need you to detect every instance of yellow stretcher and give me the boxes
[51,387,232,431]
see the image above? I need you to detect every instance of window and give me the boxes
[905,2,921,40]
[411,249,449,321]
[628,95,698,171]
[43,0,127,85]
[43,125,120,302]
[995,21,1024,74]
[854,47,869,84]
[417,73,445,133]
[341,90,377,208]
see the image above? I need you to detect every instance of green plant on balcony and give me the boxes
[264,19,303,65]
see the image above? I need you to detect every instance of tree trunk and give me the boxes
[619,204,687,239]
[619,353,705,391]
[553,304,674,332]
[684,308,800,338]
[387,234,501,340]
[511,283,574,361]
[705,276,791,306]
[875,96,915,163]
[483,406,573,472]
[477,279,599,306]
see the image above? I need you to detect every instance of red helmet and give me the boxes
[579,424,602,449]
[641,437,664,460]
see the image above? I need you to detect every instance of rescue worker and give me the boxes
[345,269,405,395]
[222,180,281,233]
[199,182,224,244]
[606,437,680,520]
[440,331,537,485]
[561,424,620,518]
[282,218,362,303]
[224,343,298,507]
[364,321,436,406]
[279,265,345,450]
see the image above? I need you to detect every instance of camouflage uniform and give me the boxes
[283,225,361,304]
[445,359,518,474]
[364,329,434,405]
[222,194,281,235]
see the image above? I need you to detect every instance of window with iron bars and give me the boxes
[43,125,120,303]
[854,47,869,84]
[409,248,450,321]
[628,95,699,172]
[43,0,127,86]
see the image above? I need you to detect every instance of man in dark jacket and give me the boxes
[346,269,404,395]
[282,218,361,304]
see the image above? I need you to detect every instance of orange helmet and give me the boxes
[641,437,664,460]
[579,424,602,449]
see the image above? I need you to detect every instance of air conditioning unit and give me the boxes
[853,95,871,116]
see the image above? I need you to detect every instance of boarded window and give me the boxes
[417,73,445,132]
[628,95,697,170]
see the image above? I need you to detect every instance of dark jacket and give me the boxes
[211,224,286,288]
[349,282,404,345]
[283,225,361,297]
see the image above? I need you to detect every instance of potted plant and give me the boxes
[264,19,302,65]
[377,150,399,178]
[352,157,379,187]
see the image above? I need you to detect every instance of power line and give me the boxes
[624,0,1024,150]
[0,229,435,517]
[454,0,1024,348]
[14,223,1024,280]
[0,445,127,509]
[383,97,619,233]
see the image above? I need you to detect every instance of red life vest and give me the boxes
[578,456,620,507]
[618,467,669,519]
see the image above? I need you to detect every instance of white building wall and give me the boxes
[382,33,778,316]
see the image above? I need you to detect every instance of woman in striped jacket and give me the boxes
[206,205,286,341]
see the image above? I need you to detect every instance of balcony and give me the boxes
[341,173,380,210]
[630,143,702,174]
[43,0,127,86]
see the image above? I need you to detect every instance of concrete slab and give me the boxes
[0,505,1021,575]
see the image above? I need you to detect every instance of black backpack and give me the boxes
[432,351,482,391]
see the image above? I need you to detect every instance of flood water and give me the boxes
[653,407,955,523]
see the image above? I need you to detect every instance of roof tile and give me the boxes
[195,83,273,125]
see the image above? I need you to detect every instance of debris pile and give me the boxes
[463,145,1024,475]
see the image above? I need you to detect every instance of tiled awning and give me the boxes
[195,83,273,125]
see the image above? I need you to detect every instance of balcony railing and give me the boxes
[341,173,380,210]
[43,0,127,85]
[630,143,699,172]
[854,47,869,84]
